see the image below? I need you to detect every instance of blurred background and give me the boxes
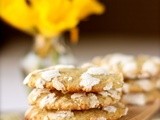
[0,0,160,119]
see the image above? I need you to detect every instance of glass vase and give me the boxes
[21,35,76,91]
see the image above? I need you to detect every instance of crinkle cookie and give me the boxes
[122,90,160,106]
[122,78,159,93]
[91,54,160,79]
[23,65,123,93]
[91,53,138,79]
[25,103,128,120]
[137,55,160,78]
[28,89,122,110]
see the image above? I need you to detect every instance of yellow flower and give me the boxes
[0,0,35,34]
[32,0,78,37]
[0,0,104,37]
[72,0,104,20]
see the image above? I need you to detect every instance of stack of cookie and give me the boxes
[89,54,160,106]
[24,65,128,120]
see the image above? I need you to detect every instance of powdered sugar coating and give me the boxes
[23,69,42,84]
[89,93,99,108]
[47,111,74,119]
[136,79,153,92]
[123,93,146,106]
[80,73,100,91]
[41,69,61,81]
[103,106,117,113]
[64,76,73,81]
[71,93,86,100]
[142,60,158,77]
[109,90,121,100]
[99,90,121,100]
[152,57,160,64]
[28,89,49,103]
[122,60,137,78]
[122,83,130,93]
[25,106,39,118]
[52,78,65,91]
[103,82,113,90]
[68,77,73,81]
[40,93,57,108]
[99,91,110,97]
[86,67,107,75]
[35,78,45,88]
[107,54,134,66]
[23,73,32,85]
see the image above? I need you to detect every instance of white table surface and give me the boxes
[1,35,160,112]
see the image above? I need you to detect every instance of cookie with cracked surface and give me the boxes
[25,103,128,120]
[122,90,160,106]
[91,54,160,79]
[92,53,138,79]
[122,78,159,93]
[23,65,123,93]
[137,55,160,79]
[28,88,122,110]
